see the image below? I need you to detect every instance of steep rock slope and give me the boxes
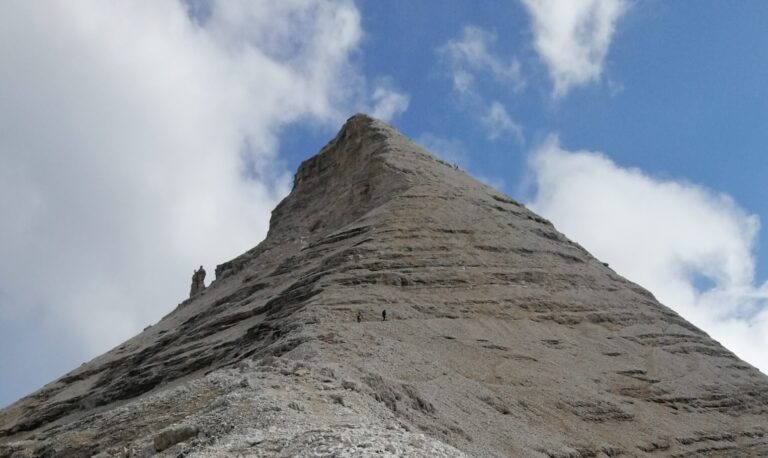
[2,114,768,457]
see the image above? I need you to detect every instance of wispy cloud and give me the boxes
[528,135,768,373]
[439,26,524,142]
[370,80,410,122]
[521,0,629,98]
[439,25,524,96]
[481,101,524,143]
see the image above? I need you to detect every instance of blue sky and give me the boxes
[1,1,767,408]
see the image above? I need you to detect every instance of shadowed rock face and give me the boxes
[2,114,768,457]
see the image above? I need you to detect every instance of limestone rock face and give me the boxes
[2,114,768,457]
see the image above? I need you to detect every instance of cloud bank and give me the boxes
[528,136,768,373]
[0,0,403,404]
[521,0,628,97]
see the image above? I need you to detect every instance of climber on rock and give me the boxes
[382,309,387,321]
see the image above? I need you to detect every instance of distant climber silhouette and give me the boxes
[189,265,206,297]
[382,310,387,321]
[357,311,362,323]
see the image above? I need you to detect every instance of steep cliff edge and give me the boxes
[2,114,767,457]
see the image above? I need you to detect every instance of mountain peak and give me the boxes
[3,116,768,456]
[217,113,472,279]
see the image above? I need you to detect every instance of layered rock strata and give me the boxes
[2,114,767,457]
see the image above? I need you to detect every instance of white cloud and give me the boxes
[439,25,524,95]
[438,27,525,143]
[521,0,628,98]
[370,81,410,122]
[0,0,394,401]
[481,101,524,143]
[528,136,768,373]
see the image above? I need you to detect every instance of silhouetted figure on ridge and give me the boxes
[382,310,387,321]
[189,265,206,297]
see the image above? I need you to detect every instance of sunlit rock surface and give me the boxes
[2,114,767,457]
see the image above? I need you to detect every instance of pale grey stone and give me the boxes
[2,114,768,457]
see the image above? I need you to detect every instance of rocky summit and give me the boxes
[2,114,768,457]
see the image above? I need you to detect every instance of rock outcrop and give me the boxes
[2,114,767,457]
[189,265,206,298]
